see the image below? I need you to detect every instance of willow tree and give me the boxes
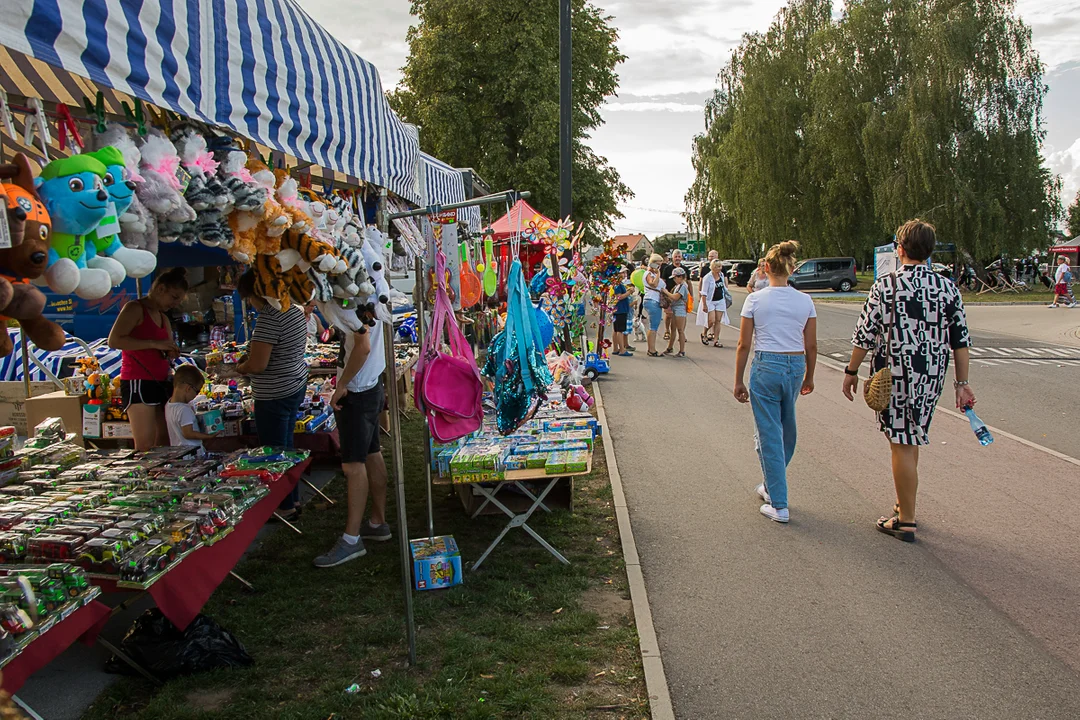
[687,0,1061,263]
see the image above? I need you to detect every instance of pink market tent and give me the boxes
[486,200,558,241]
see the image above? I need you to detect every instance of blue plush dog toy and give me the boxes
[34,155,112,298]
[84,146,157,285]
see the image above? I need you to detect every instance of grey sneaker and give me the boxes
[360,521,392,542]
[756,483,771,504]
[313,537,367,568]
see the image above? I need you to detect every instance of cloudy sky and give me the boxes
[299,0,1080,238]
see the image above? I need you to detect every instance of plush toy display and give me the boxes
[0,154,37,248]
[276,227,342,274]
[34,155,113,299]
[362,226,391,304]
[252,253,291,311]
[245,157,290,254]
[0,174,67,354]
[171,126,234,249]
[83,146,157,284]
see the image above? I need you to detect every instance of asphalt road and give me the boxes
[601,338,1080,719]
[724,291,1080,456]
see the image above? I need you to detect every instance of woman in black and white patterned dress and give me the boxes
[842,220,977,542]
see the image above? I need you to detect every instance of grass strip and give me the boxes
[83,416,647,720]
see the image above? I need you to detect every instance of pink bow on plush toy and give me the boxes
[148,154,182,190]
[192,152,219,176]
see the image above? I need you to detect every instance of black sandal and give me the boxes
[700,332,709,345]
[713,342,723,348]
[647,351,660,357]
[876,515,916,542]
[676,351,686,358]
[662,348,673,355]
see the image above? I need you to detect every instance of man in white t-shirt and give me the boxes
[314,317,391,568]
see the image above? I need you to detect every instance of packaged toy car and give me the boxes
[119,539,176,584]
[0,532,27,563]
[0,512,24,530]
[184,513,217,540]
[0,603,33,635]
[27,533,82,561]
[49,525,94,542]
[99,527,139,552]
[164,520,199,552]
[76,537,125,571]
[21,512,59,527]
[114,520,155,541]
[129,512,165,534]
[0,486,36,498]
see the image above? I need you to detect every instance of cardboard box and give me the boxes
[220,420,240,438]
[25,391,85,444]
[101,422,134,439]
[82,404,103,438]
[195,408,224,434]
[410,535,463,591]
[0,382,61,435]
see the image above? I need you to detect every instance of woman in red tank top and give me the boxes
[107,268,188,450]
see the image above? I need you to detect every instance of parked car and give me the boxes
[788,257,858,292]
[725,260,757,287]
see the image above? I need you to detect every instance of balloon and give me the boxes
[631,268,645,292]
[535,305,555,348]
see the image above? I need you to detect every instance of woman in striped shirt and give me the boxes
[236,271,310,517]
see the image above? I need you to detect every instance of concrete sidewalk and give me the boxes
[601,347,1080,719]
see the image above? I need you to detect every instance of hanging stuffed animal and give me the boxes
[136,129,196,244]
[33,155,113,299]
[331,236,373,299]
[276,228,342,274]
[88,123,159,255]
[217,148,266,213]
[0,155,33,247]
[362,225,390,304]
[285,265,315,306]
[245,157,290,254]
[252,253,290,311]
[0,178,65,355]
[274,172,312,234]
[83,146,157,284]
[171,126,233,248]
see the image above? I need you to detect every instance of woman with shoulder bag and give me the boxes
[843,220,976,542]
[642,253,666,357]
[108,268,187,450]
[699,260,729,348]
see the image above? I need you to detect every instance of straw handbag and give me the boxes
[864,274,897,412]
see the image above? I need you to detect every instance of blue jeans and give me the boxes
[643,299,663,331]
[749,352,806,510]
[254,385,306,509]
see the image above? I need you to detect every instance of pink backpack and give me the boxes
[413,252,483,442]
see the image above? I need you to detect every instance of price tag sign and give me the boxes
[0,209,11,249]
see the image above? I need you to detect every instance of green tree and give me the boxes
[632,247,648,262]
[390,0,632,245]
[1067,190,1080,238]
[686,0,1062,264]
[651,234,680,257]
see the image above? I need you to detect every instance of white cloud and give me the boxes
[298,0,1080,234]
[604,102,704,113]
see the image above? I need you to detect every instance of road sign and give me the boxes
[679,238,705,256]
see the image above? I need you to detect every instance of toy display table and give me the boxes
[0,597,110,694]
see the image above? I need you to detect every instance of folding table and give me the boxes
[441,463,591,571]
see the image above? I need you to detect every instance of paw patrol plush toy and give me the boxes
[1,169,67,353]
[84,146,157,284]
[34,155,113,299]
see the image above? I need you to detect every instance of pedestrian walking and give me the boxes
[843,220,976,542]
[698,259,730,347]
[663,267,690,356]
[643,253,666,357]
[747,259,769,292]
[733,241,817,524]
[1049,255,1076,308]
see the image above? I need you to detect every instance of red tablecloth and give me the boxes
[0,599,111,693]
[204,431,339,459]
[96,459,311,631]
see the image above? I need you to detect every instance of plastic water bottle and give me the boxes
[963,405,993,446]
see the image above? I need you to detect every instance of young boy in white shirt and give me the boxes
[166,365,218,451]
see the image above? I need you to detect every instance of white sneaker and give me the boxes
[1048,303,1059,308]
[1068,303,1078,308]
[760,504,789,523]
[756,483,771,504]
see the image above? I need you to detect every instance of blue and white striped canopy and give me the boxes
[0,0,420,200]
[421,153,481,234]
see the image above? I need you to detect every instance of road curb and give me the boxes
[594,384,676,720]
[815,356,1080,468]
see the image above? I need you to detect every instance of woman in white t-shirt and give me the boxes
[642,253,666,357]
[733,241,817,524]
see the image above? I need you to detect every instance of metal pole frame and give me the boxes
[415,256,435,543]
[559,0,573,221]
[387,190,532,222]
[381,195,418,666]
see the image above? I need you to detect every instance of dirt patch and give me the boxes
[582,586,632,624]
[185,689,233,713]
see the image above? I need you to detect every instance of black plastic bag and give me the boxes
[105,609,253,679]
